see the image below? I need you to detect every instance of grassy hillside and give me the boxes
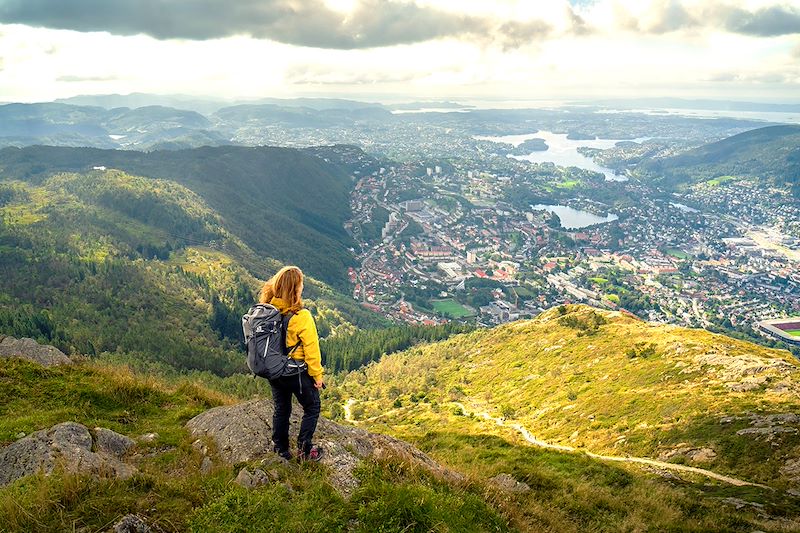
[338,305,800,492]
[1,356,795,532]
[644,125,800,196]
[0,168,383,374]
[0,358,508,533]
[0,144,359,288]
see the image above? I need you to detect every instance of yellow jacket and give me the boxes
[270,297,323,380]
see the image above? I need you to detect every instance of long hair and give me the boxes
[259,266,304,313]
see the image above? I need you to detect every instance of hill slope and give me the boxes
[644,125,800,196]
[339,305,800,491]
[0,356,511,533]
[1,349,796,532]
[0,144,359,288]
[0,166,383,374]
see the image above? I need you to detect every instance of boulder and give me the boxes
[0,336,71,367]
[234,467,274,489]
[489,473,531,493]
[94,428,136,457]
[186,399,457,496]
[0,422,137,486]
[112,514,152,533]
[658,446,717,463]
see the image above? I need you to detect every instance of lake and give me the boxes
[532,204,619,229]
[474,130,647,182]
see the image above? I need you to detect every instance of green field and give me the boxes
[513,286,536,298]
[706,175,736,186]
[787,329,800,337]
[431,299,474,319]
[666,249,691,260]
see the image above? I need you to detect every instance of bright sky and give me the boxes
[0,0,798,103]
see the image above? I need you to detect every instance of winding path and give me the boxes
[449,402,770,489]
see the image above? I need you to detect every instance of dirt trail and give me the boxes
[450,402,770,489]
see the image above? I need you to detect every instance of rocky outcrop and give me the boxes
[0,336,71,367]
[489,473,531,493]
[111,514,153,533]
[658,445,717,463]
[112,514,153,533]
[234,467,277,489]
[0,422,137,486]
[186,399,457,496]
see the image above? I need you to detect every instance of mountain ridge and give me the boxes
[644,124,800,196]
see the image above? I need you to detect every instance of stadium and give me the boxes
[757,318,800,346]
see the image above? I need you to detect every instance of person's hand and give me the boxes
[314,379,324,390]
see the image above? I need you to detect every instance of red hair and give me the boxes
[259,266,304,313]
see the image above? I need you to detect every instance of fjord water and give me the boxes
[532,204,619,229]
[476,130,646,181]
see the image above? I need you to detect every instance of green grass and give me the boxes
[786,329,800,337]
[400,431,795,532]
[340,305,800,489]
[0,358,511,532]
[666,249,691,260]
[556,180,580,189]
[706,175,736,186]
[431,299,474,319]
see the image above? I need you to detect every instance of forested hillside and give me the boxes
[0,164,384,375]
[0,144,358,288]
[644,125,800,197]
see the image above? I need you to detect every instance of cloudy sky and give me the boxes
[0,0,798,103]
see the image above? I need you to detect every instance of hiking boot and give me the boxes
[298,445,324,462]
[274,448,293,461]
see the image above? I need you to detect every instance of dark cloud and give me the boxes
[496,20,553,50]
[0,0,557,49]
[632,1,800,37]
[713,4,800,37]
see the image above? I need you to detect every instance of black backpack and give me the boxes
[242,303,306,380]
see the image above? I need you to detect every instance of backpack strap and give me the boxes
[281,312,302,355]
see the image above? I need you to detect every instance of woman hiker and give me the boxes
[259,266,324,461]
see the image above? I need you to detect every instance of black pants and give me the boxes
[269,372,320,455]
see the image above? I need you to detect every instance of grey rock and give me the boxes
[780,458,800,483]
[186,399,457,496]
[720,497,764,510]
[737,427,798,437]
[489,473,531,493]
[200,456,213,475]
[658,446,717,463]
[138,433,159,443]
[234,467,272,489]
[0,422,137,486]
[112,514,151,533]
[0,336,71,367]
[94,428,135,457]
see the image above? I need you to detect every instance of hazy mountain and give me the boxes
[55,92,232,114]
[586,98,800,113]
[0,144,366,288]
